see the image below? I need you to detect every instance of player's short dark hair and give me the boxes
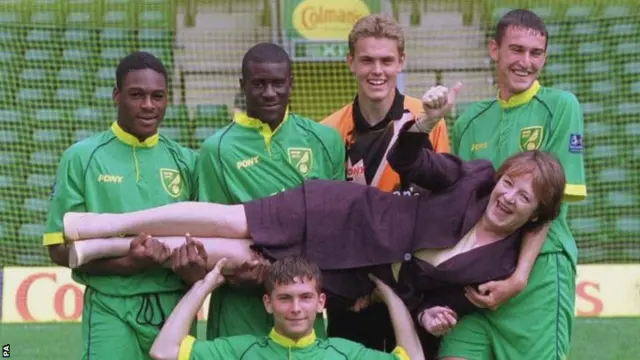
[241,42,292,79]
[264,256,323,294]
[494,9,548,48]
[116,51,168,89]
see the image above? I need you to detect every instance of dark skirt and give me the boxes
[243,179,421,303]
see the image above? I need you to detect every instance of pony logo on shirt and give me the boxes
[519,126,544,151]
[287,148,313,176]
[160,168,183,198]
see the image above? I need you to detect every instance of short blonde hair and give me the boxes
[348,14,405,56]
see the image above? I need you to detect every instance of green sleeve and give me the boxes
[197,137,233,204]
[43,148,86,246]
[187,338,239,360]
[544,92,587,202]
[178,146,200,201]
[329,129,346,181]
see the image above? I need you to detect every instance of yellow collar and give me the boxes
[233,109,289,139]
[269,328,316,349]
[111,122,159,148]
[498,81,541,109]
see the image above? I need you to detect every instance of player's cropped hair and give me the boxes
[264,256,323,294]
[494,150,566,231]
[241,42,292,79]
[348,14,405,56]
[115,51,168,89]
[495,9,549,48]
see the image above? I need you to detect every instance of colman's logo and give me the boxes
[292,0,371,40]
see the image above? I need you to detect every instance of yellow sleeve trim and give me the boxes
[178,335,196,360]
[43,232,64,246]
[564,184,587,202]
[392,346,410,360]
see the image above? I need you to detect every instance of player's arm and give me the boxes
[44,151,156,276]
[349,275,424,360]
[546,92,587,201]
[387,129,466,192]
[429,119,451,153]
[150,259,229,360]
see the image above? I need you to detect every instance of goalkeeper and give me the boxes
[42,52,199,360]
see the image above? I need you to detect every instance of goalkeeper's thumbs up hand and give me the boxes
[416,82,463,133]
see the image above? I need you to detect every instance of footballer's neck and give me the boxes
[357,88,397,127]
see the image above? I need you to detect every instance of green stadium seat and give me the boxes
[66,9,100,29]
[138,29,173,47]
[100,28,135,48]
[100,47,130,66]
[602,5,632,19]
[26,173,55,192]
[546,43,566,57]
[22,197,49,223]
[104,0,134,7]
[0,197,20,220]
[24,49,56,65]
[64,29,99,48]
[73,106,106,128]
[16,88,51,107]
[630,82,640,96]
[617,41,640,56]
[16,224,49,265]
[25,29,58,47]
[62,48,97,67]
[138,10,172,29]
[103,10,135,28]
[163,104,189,126]
[584,61,610,78]
[101,106,117,123]
[623,62,640,76]
[56,87,87,108]
[0,49,18,70]
[93,86,114,107]
[528,6,554,21]
[544,63,572,77]
[159,126,189,144]
[0,12,21,25]
[20,68,52,86]
[598,167,627,184]
[95,66,116,86]
[0,129,20,146]
[0,151,25,173]
[565,5,595,20]
[570,217,603,237]
[571,23,600,38]
[617,103,640,116]
[615,217,640,234]
[608,23,637,37]
[0,109,23,127]
[30,10,63,27]
[57,68,91,87]
[195,104,230,126]
[590,80,616,97]
[0,28,22,46]
[578,42,605,57]
[29,149,60,173]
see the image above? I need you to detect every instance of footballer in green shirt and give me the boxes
[183,43,345,341]
[43,52,199,360]
[427,10,587,360]
[150,256,422,360]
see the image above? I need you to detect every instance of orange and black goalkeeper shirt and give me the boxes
[321,90,450,194]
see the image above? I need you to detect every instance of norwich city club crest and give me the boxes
[519,126,544,151]
[160,168,183,198]
[287,148,313,176]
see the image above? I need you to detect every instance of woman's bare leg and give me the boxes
[69,236,255,270]
[63,202,249,241]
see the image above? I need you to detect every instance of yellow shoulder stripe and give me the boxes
[43,232,64,246]
[392,346,410,360]
[565,184,587,202]
[178,335,196,360]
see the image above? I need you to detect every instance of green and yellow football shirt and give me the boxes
[43,122,198,296]
[198,110,345,340]
[178,329,410,360]
[451,80,586,265]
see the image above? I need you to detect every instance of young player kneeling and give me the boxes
[149,256,424,360]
